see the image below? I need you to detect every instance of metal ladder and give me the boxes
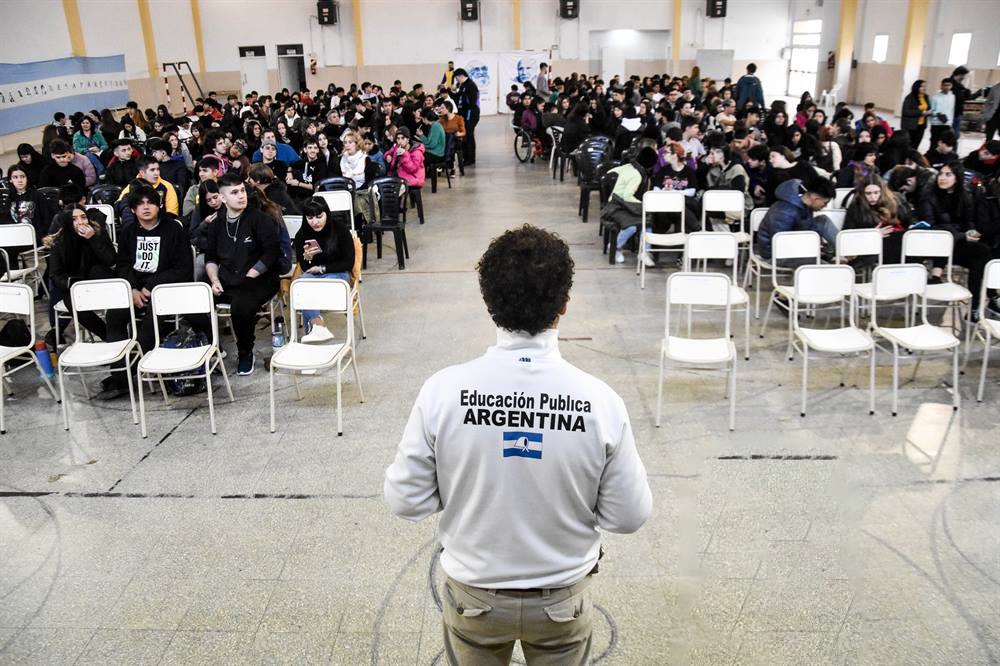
[162,61,205,113]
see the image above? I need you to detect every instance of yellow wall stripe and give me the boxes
[190,0,207,73]
[672,0,682,74]
[353,0,364,67]
[136,0,159,80]
[62,0,86,57]
[513,0,521,50]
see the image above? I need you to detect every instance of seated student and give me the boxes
[963,140,1000,180]
[383,127,425,190]
[924,129,958,170]
[756,176,838,262]
[613,106,643,159]
[600,146,658,265]
[315,132,337,172]
[361,138,385,178]
[416,109,446,170]
[201,130,232,174]
[247,163,297,215]
[189,179,223,280]
[766,146,817,205]
[105,140,140,187]
[702,141,752,226]
[293,197,356,343]
[520,96,545,141]
[43,203,117,348]
[148,138,191,198]
[256,139,288,181]
[875,130,911,174]
[835,143,878,189]
[504,85,521,112]
[39,140,87,190]
[72,116,108,166]
[843,174,912,263]
[560,102,591,154]
[287,137,329,200]
[919,162,992,313]
[651,143,701,234]
[99,183,196,399]
[182,156,221,218]
[118,155,180,216]
[745,144,770,207]
[6,164,56,245]
[679,117,705,165]
[15,143,49,184]
[204,172,282,375]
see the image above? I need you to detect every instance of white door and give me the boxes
[239,56,268,97]
[601,47,626,87]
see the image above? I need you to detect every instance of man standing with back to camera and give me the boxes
[385,225,652,665]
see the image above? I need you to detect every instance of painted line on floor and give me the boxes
[106,407,197,492]
[716,454,839,461]
[0,490,377,500]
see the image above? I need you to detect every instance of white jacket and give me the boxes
[384,328,652,589]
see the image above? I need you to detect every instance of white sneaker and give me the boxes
[301,325,334,344]
[642,254,655,267]
[615,251,625,264]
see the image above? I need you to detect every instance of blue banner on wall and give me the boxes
[0,55,128,134]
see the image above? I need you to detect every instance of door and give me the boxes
[238,46,268,97]
[786,20,822,98]
[278,56,306,92]
[601,47,626,87]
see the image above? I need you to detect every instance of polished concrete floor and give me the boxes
[1,116,998,665]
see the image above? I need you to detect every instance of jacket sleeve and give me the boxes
[90,231,118,271]
[164,183,179,215]
[72,133,87,153]
[252,213,281,274]
[595,407,652,534]
[384,384,443,521]
[403,146,424,178]
[901,94,921,119]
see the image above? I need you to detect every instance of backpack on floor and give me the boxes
[159,324,209,396]
[0,319,31,348]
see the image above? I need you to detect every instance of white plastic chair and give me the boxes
[684,232,751,360]
[270,278,364,435]
[315,190,355,231]
[824,209,847,231]
[901,229,972,334]
[57,279,140,430]
[835,188,853,209]
[967,259,1000,401]
[282,214,304,242]
[85,204,117,246]
[760,231,839,360]
[656,272,737,431]
[835,228,883,321]
[870,264,960,416]
[701,190,748,244]
[0,283,59,433]
[0,223,45,297]
[638,190,687,289]
[791,265,876,417]
[137,282,234,438]
[743,207,788,318]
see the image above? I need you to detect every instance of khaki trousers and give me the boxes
[441,575,593,666]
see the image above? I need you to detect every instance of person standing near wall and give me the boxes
[949,66,983,140]
[454,68,480,166]
[441,60,455,90]
[982,84,1000,141]
[735,63,765,112]
[536,63,552,102]
[901,80,932,150]
[385,225,652,666]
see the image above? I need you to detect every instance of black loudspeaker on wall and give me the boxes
[317,0,337,25]
[560,0,579,19]
[706,0,727,18]
[461,0,478,21]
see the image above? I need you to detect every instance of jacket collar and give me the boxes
[488,328,561,360]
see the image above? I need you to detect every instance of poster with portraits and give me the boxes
[452,52,498,116]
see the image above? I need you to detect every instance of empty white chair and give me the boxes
[791,265,876,416]
[85,204,117,246]
[0,283,59,433]
[870,264,960,416]
[969,259,1000,401]
[835,228,883,321]
[0,223,45,296]
[701,190,748,244]
[638,190,687,289]
[684,232,751,360]
[270,278,364,435]
[761,231,839,360]
[57,279,140,430]
[314,190,355,230]
[656,272,737,431]
[901,229,972,333]
[137,282,234,438]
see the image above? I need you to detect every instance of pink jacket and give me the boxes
[384,141,425,189]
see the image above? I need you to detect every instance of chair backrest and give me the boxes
[88,184,122,205]
[665,272,731,339]
[824,209,847,231]
[36,187,61,209]
[702,190,745,216]
[369,177,406,225]
[0,282,33,318]
[871,263,928,325]
[643,190,685,214]
[86,204,117,244]
[70,278,135,343]
[0,223,36,249]
[793,264,856,325]
[315,176,357,194]
[902,229,953,279]
[150,282,217,346]
[283,215,303,241]
[749,207,768,234]
[770,231,820,283]
[315,190,353,216]
[289,278,353,344]
[836,228,882,263]
[835,188,853,208]
[979,259,1000,317]
[685,232,739,282]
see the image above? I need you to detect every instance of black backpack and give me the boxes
[159,325,209,396]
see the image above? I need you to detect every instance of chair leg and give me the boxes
[138,372,147,438]
[393,230,406,270]
[401,230,409,258]
[729,359,737,431]
[269,366,276,433]
[125,353,138,425]
[891,345,899,416]
[869,347,876,415]
[59,366,69,430]
[292,372,302,400]
[759,292,775,338]
[786,306,794,361]
[35,356,59,402]
[952,346,960,411]
[582,190,590,223]
[362,237,369,270]
[336,358,343,436]
[753,266,762,319]
[744,306,750,360]
[351,351,364,402]
[205,360,217,435]
[977,333,991,402]
[801,347,809,417]
[1,367,6,434]
[356,295,367,340]
[655,349,665,427]
[218,351,234,402]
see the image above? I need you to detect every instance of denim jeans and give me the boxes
[616,225,650,253]
[299,272,350,322]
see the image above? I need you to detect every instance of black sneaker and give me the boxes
[237,354,255,376]
[96,381,129,401]
[43,329,57,351]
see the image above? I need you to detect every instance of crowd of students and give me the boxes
[510,64,1000,318]
[1,72,483,396]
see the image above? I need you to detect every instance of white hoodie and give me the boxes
[384,328,652,589]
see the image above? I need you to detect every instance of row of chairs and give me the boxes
[654,232,1000,429]
[0,278,363,438]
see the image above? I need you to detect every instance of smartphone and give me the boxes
[304,239,320,251]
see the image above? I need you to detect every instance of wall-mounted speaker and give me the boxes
[317,0,338,25]
[560,0,579,19]
[706,0,727,18]
[461,0,478,21]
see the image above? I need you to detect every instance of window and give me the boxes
[792,33,822,46]
[948,32,971,66]
[793,20,822,34]
[872,34,889,63]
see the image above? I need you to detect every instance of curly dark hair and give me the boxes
[476,225,574,336]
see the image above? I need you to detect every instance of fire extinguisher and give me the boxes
[827,51,835,70]
[310,57,317,75]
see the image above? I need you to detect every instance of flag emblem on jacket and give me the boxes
[502,431,543,459]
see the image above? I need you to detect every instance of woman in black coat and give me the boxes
[6,164,55,245]
[901,80,931,150]
[293,197,356,341]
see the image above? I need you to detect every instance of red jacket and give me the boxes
[384,142,425,188]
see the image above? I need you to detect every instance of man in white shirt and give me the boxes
[385,225,652,665]
[929,77,956,146]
